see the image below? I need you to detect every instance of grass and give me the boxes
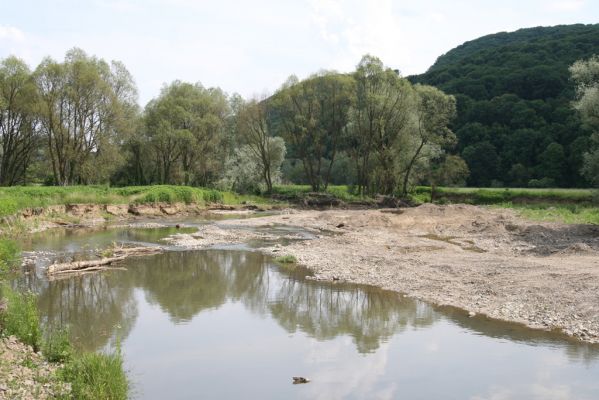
[275,254,298,264]
[498,203,599,225]
[0,286,41,351]
[413,186,596,204]
[43,328,72,363]
[0,184,273,218]
[0,239,18,275]
[412,186,599,225]
[60,350,128,400]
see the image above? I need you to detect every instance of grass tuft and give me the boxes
[43,328,73,363]
[275,255,297,264]
[0,286,41,351]
[60,349,128,400]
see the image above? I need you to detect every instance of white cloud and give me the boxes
[308,0,408,72]
[548,0,586,11]
[0,25,25,42]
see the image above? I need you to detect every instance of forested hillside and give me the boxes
[410,24,599,187]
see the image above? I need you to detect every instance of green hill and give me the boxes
[410,24,599,187]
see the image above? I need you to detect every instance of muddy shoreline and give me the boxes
[12,203,599,344]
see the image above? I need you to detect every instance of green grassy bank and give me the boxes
[0,185,270,219]
[413,186,599,225]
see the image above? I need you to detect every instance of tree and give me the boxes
[400,84,456,195]
[219,139,285,194]
[0,56,39,185]
[144,81,228,185]
[34,48,137,185]
[538,142,565,185]
[571,55,599,186]
[236,99,286,193]
[349,55,415,195]
[427,155,469,200]
[271,72,354,191]
[462,141,501,187]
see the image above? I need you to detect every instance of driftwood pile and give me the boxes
[47,246,162,276]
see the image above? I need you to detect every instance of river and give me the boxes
[15,222,599,399]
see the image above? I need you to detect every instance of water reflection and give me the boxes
[14,241,599,399]
[25,250,599,363]
[37,273,137,351]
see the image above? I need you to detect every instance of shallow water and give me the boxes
[17,226,599,399]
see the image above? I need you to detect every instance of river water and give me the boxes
[16,223,599,399]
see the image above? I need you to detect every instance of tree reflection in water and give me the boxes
[24,249,599,361]
[27,250,436,354]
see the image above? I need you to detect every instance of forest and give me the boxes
[1,24,599,194]
[411,23,599,188]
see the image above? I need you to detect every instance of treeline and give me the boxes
[0,51,466,195]
[411,24,599,188]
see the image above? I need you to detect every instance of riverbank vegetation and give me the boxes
[0,240,128,399]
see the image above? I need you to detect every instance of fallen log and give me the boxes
[47,256,126,275]
[113,246,162,257]
[48,267,128,281]
[47,245,164,276]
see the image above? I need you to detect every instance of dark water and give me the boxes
[17,227,599,400]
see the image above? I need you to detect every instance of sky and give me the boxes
[1,0,598,105]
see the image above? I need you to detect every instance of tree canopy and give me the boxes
[411,24,599,187]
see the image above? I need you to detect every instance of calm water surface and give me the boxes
[17,226,599,400]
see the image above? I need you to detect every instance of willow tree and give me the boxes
[271,72,354,191]
[144,81,228,185]
[400,84,457,195]
[0,56,39,185]
[349,55,414,195]
[235,98,285,193]
[34,48,137,185]
[571,55,599,186]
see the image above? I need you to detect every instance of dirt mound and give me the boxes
[554,243,597,256]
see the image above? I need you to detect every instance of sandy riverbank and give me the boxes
[166,204,599,343]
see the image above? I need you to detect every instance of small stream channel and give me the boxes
[13,220,599,399]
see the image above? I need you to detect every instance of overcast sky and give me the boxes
[1,0,598,105]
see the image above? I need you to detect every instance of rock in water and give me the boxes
[292,377,310,384]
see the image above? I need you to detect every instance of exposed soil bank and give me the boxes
[2,202,272,234]
[203,205,599,343]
